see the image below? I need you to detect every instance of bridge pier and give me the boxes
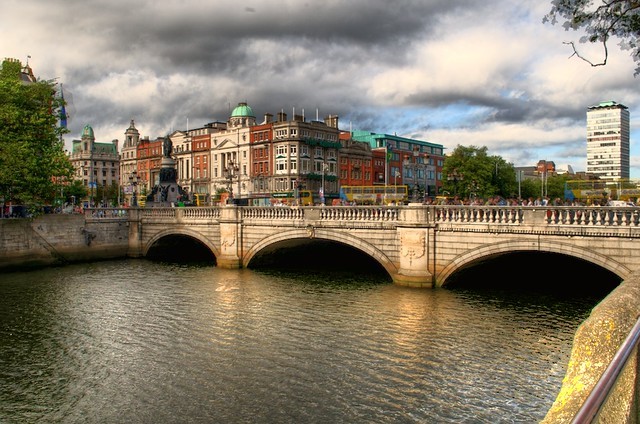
[217,205,242,269]
[127,208,143,257]
[393,208,434,288]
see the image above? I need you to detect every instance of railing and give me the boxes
[571,315,640,423]
[242,206,305,220]
[320,206,400,221]
[82,205,640,228]
[434,205,640,226]
[434,205,524,224]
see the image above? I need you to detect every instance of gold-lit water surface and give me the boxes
[0,259,600,423]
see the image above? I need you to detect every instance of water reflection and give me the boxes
[0,259,608,423]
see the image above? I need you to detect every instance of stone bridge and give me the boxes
[90,204,640,288]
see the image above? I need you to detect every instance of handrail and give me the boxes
[571,315,640,423]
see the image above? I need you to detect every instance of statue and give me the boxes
[163,135,173,158]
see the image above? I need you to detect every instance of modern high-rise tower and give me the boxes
[586,101,630,180]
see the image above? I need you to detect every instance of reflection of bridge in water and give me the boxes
[82,204,640,288]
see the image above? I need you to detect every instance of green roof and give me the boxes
[350,130,442,150]
[230,102,254,118]
[82,125,95,138]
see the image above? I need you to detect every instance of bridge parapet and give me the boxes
[241,206,304,220]
[435,205,523,224]
[434,205,640,228]
[320,206,401,222]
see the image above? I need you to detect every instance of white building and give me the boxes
[586,101,630,180]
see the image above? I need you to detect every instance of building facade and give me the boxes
[68,125,120,207]
[350,130,445,199]
[587,101,630,180]
[120,120,140,206]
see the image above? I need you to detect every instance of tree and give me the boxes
[441,145,516,200]
[544,0,640,76]
[0,59,74,211]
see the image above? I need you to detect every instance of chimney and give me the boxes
[324,115,339,129]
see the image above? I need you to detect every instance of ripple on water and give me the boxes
[0,259,603,423]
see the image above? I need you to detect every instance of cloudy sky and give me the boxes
[3,0,639,176]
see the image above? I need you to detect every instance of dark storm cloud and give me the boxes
[4,0,639,174]
[45,0,470,76]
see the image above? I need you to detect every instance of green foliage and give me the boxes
[544,0,640,76]
[0,59,74,210]
[441,145,516,199]
[519,173,571,201]
[65,180,88,204]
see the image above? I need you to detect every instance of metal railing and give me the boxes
[571,315,640,423]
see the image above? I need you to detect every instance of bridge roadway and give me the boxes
[89,203,640,288]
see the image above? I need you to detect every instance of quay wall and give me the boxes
[0,214,129,270]
[542,273,640,423]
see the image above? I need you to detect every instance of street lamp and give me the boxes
[129,170,140,207]
[447,169,463,197]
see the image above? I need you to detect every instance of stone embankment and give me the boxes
[542,273,640,422]
[0,214,128,270]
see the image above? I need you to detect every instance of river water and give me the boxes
[0,258,611,423]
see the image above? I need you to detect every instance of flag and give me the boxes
[59,84,68,129]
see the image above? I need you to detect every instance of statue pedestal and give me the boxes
[145,156,185,206]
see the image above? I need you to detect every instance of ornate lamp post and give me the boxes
[129,170,140,207]
[447,169,463,197]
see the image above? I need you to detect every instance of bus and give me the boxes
[339,185,409,205]
[194,193,208,206]
[564,179,640,203]
[271,190,313,206]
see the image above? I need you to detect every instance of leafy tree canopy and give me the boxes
[544,0,640,76]
[0,59,73,210]
[441,145,517,200]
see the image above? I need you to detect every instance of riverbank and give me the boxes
[0,214,129,271]
[542,272,640,422]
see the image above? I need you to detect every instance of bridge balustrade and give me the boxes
[320,206,400,221]
[141,208,176,218]
[83,205,640,230]
[434,205,523,224]
[83,207,128,220]
[180,207,220,219]
[545,206,640,226]
[241,207,305,220]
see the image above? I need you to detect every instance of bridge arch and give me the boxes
[143,228,222,259]
[242,228,399,277]
[437,239,631,287]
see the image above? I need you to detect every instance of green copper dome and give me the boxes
[230,102,254,118]
[82,125,95,138]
